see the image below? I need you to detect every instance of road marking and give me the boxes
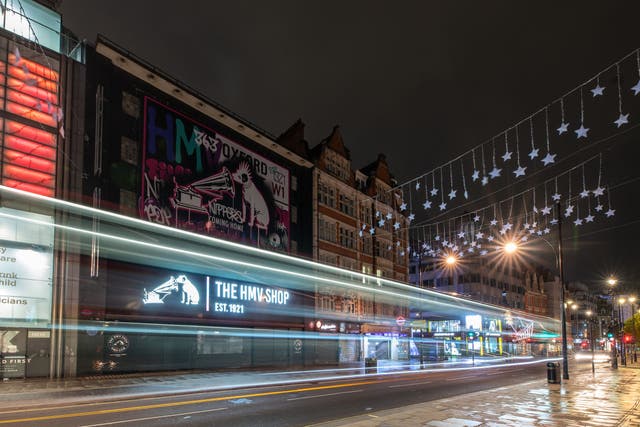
[287,389,363,401]
[0,380,381,424]
[388,380,432,388]
[80,407,227,426]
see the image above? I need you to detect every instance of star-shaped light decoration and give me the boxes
[480,249,488,256]
[471,170,480,181]
[595,204,604,212]
[369,228,375,235]
[393,222,401,230]
[521,235,528,242]
[434,235,441,241]
[502,151,512,162]
[579,189,590,199]
[489,167,502,179]
[557,122,569,135]
[499,228,507,235]
[430,188,439,197]
[448,189,457,200]
[487,235,495,242]
[490,218,498,226]
[632,79,640,96]
[537,230,543,236]
[605,208,616,217]
[442,240,449,247]
[591,84,605,97]
[528,148,539,160]
[473,214,481,222]
[481,176,489,186]
[574,218,583,226]
[543,227,550,234]
[386,212,393,220]
[528,229,536,235]
[415,181,420,190]
[541,152,556,166]
[550,218,559,225]
[408,213,415,222]
[614,113,629,128]
[541,206,551,215]
[458,231,465,238]
[592,186,605,197]
[524,222,531,230]
[378,219,385,227]
[375,211,380,217]
[358,230,363,237]
[439,202,447,211]
[504,222,513,231]
[396,241,401,247]
[423,200,432,210]
[564,205,574,217]
[585,214,594,223]
[575,124,589,139]
[513,166,527,177]
[468,247,475,253]
[476,232,484,239]
[399,202,407,211]
[552,193,562,201]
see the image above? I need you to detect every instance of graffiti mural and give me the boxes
[140,98,290,250]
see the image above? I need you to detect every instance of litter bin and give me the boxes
[547,362,560,384]
[364,357,378,373]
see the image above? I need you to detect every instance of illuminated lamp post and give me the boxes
[608,277,618,369]
[586,309,595,374]
[619,297,627,366]
[630,296,637,363]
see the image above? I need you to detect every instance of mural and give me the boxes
[140,98,290,250]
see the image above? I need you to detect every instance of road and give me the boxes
[0,360,552,426]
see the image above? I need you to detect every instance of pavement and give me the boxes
[0,357,639,426]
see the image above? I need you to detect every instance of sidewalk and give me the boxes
[314,364,640,427]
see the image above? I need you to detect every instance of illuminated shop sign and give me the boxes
[138,273,290,317]
[141,98,290,251]
[0,208,54,326]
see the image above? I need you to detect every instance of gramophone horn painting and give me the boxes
[141,97,290,250]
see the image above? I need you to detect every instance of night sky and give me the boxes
[58,1,640,292]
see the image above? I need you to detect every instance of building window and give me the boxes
[318,182,336,208]
[319,218,336,243]
[291,205,298,224]
[339,226,355,249]
[362,237,372,255]
[339,194,354,216]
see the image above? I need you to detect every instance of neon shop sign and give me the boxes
[212,279,290,314]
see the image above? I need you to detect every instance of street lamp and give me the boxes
[608,277,618,369]
[586,309,595,374]
[619,297,627,366]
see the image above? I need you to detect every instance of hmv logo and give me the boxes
[143,275,200,306]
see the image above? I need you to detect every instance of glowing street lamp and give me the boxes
[504,241,518,254]
[445,254,457,266]
[608,277,618,286]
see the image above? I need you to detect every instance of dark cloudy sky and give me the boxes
[58,1,640,290]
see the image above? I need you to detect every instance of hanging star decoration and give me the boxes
[513,166,527,177]
[575,124,589,139]
[480,249,488,256]
[552,193,562,201]
[358,230,363,237]
[550,218,559,225]
[487,235,495,242]
[574,218,583,226]
[415,181,420,190]
[595,204,604,212]
[541,206,551,215]
[521,235,528,242]
[592,186,605,197]
[458,231,465,238]
[504,222,513,231]
[386,212,393,220]
[605,208,616,217]
[632,80,640,96]
[502,151,512,162]
[489,167,502,179]
[393,221,401,230]
[490,218,498,226]
[408,213,415,222]
[528,147,539,160]
[481,176,489,186]
[473,214,481,222]
[541,152,556,166]
[423,199,432,209]
[375,211,380,217]
[564,205,574,217]
[439,201,447,211]
[430,187,439,196]
[378,218,385,227]
[591,84,605,97]
[448,189,457,200]
[471,170,480,181]
[476,232,484,239]
[580,189,590,198]
[369,227,375,235]
[399,202,407,211]
[434,235,441,241]
[557,122,569,135]
[585,214,594,223]
[614,113,629,128]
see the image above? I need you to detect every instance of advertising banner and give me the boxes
[141,97,290,251]
[104,260,306,324]
[0,208,54,326]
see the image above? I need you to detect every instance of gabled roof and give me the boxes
[310,125,351,160]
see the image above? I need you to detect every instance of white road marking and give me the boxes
[287,389,363,401]
[79,407,227,426]
[388,380,433,388]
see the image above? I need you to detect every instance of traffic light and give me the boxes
[607,331,614,340]
[467,331,477,341]
[624,334,632,343]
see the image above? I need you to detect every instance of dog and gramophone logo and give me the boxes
[142,274,200,306]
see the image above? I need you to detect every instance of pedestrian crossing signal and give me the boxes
[467,331,477,340]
